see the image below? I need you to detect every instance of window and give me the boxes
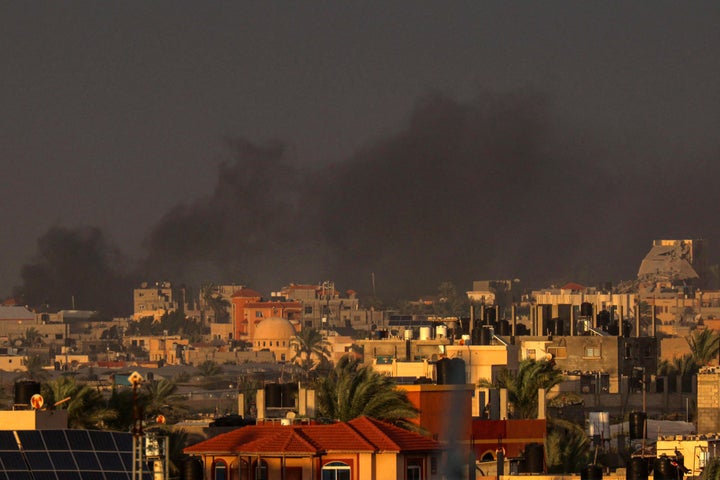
[547,346,567,359]
[255,311,263,318]
[305,306,313,314]
[407,459,423,480]
[213,460,227,480]
[322,461,351,480]
[251,460,267,480]
[584,345,601,358]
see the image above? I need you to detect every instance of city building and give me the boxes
[184,416,444,480]
[133,281,175,320]
[251,316,300,362]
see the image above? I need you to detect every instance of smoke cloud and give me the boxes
[14,88,720,313]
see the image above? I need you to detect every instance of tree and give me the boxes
[42,375,118,429]
[23,354,49,381]
[196,360,223,377]
[481,358,564,419]
[701,456,720,480]
[546,418,592,473]
[434,281,469,318]
[316,356,419,430]
[289,328,330,374]
[23,327,43,347]
[687,329,720,366]
[201,284,231,324]
[142,378,188,424]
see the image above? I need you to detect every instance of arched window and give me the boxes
[213,459,227,480]
[322,461,351,480]
[251,459,268,480]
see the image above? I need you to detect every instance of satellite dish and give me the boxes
[30,394,44,410]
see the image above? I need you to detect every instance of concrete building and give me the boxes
[122,334,190,365]
[251,316,300,363]
[697,366,720,434]
[278,282,361,330]
[184,416,444,480]
[133,281,175,320]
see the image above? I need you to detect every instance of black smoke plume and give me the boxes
[15,88,720,312]
[13,226,137,315]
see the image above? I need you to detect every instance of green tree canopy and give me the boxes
[289,328,330,373]
[42,375,118,429]
[316,356,419,430]
[480,358,564,419]
[687,329,720,366]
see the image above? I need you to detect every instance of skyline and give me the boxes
[3,2,719,303]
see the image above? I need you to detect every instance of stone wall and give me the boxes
[697,369,720,434]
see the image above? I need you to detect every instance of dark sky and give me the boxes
[2,2,719,304]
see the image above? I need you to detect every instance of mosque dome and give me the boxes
[254,317,297,346]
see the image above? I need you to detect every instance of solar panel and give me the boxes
[16,430,45,450]
[72,451,101,470]
[4,429,151,480]
[65,430,93,451]
[0,431,19,450]
[42,430,70,450]
[0,450,28,469]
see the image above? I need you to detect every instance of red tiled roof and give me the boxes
[348,417,441,452]
[184,417,441,456]
[297,422,376,452]
[244,301,302,308]
[561,282,585,291]
[232,288,263,298]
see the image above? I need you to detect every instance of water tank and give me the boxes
[654,455,682,480]
[629,411,647,440]
[182,458,204,480]
[581,465,603,480]
[419,327,431,341]
[480,326,492,345]
[435,325,447,339]
[497,320,510,336]
[524,443,544,473]
[449,358,466,384]
[281,383,298,408]
[437,358,465,385]
[265,384,282,408]
[627,457,649,480]
[436,358,451,385]
[14,380,41,408]
[581,302,594,317]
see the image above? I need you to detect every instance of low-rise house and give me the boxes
[184,416,444,480]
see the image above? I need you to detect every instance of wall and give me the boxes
[697,370,720,434]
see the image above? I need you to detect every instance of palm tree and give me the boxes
[201,284,231,323]
[687,329,720,366]
[142,378,188,424]
[316,356,419,430]
[481,358,564,419]
[23,327,43,347]
[546,418,592,473]
[196,360,223,377]
[23,354,49,381]
[289,328,330,373]
[701,456,720,480]
[42,375,118,429]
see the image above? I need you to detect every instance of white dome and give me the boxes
[254,316,296,341]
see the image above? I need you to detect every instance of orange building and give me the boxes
[231,289,302,342]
